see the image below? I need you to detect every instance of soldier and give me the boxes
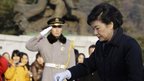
[26,17,76,81]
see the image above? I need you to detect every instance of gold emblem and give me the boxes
[55,18,59,22]
[60,43,65,51]
[61,46,65,51]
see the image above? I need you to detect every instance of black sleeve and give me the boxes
[125,38,143,81]
[68,50,97,80]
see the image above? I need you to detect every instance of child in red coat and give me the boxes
[0,56,8,81]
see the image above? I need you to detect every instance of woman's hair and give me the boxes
[36,52,41,60]
[89,44,95,49]
[2,52,10,56]
[2,52,10,60]
[78,53,85,58]
[87,2,123,29]
[76,53,85,63]
[11,49,20,59]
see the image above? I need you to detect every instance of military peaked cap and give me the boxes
[47,17,65,26]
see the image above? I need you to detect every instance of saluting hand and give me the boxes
[40,26,52,36]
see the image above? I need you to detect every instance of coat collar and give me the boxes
[109,27,123,46]
[47,33,66,44]
[100,27,123,46]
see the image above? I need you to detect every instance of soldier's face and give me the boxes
[91,20,114,42]
[51,25,62,37]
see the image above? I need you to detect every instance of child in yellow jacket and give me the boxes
[5,51,31,81]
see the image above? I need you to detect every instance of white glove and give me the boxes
[40,26,52,36]
[54,70,71,81]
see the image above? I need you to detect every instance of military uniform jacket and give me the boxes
[68,28,143,81]
[26,35,75,81]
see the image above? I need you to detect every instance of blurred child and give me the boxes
[31,52,44,81]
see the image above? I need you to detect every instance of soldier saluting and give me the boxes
[26,17,75,81]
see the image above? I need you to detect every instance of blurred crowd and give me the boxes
[0,44,102,81]
[0,50,44,81]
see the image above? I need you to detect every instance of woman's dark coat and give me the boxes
[69,28,143,81]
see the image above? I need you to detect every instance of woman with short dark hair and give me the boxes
[54,2,143,81]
